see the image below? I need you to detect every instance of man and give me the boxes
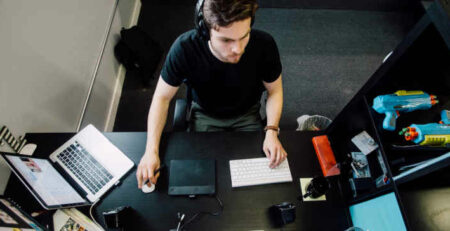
[137,0,287,189]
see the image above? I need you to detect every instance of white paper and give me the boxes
[351,131,379,155]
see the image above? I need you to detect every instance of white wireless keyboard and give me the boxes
[229,157,293,187]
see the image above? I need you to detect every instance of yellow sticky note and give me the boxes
[299,178,326,201]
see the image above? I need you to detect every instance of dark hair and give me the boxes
[203,0,258,30]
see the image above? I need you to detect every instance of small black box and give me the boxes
[269,202,296,226]
[103,206,130,229]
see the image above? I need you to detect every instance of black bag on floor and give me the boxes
[114,26,162,86]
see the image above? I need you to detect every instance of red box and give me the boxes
[312,135,340,177]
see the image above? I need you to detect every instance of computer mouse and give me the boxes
[142,183,155,193]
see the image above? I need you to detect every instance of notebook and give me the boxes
[349,192,407,231]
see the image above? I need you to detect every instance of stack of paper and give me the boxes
[53,208,104,231]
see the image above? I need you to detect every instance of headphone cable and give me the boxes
[179,194,223,230]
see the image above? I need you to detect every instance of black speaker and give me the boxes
[269,202,296,227]
[102,206,131,229]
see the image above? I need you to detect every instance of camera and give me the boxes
[102,206,130,229]
[269,202,296,226]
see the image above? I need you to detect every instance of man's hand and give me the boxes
[136,150,161,188]
[263,130,288,168]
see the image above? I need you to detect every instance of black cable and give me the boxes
[179,194,223,230]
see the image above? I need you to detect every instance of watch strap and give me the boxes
[264,125,280,134]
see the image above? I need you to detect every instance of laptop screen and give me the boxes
[4,155,87,207]
[349,192,407,231]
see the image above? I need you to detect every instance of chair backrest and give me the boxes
[186,85,193,111]
[173,85,193,131]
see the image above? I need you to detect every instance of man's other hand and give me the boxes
[136,151,160,188]
[263,130,287,168]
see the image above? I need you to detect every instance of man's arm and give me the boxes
[262,74,287,168]
[137,76,179,188]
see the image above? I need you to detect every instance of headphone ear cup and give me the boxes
[195,0,209,40]
[198,19,209,40]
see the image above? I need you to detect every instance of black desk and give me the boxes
[6,131,349,230]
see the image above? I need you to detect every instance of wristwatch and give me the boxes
[264,125,280,135]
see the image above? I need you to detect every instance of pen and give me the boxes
[143,164,166,185]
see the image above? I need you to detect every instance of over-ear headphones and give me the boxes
[194,0,255,40]
[195,0,209,40]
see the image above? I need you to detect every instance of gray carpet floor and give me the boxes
[256,8,416,129]
[113,6,418,131]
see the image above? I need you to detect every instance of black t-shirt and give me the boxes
[161,29,282,118]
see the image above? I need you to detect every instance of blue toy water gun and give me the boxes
[442,109,450,125]
[372,90,438,131]
[399,110,450,147]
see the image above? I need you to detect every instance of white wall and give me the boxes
[0,0,141,194]
[81,0,141,131]
[0,0,115,134]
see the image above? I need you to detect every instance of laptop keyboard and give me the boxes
[57,141,113,194]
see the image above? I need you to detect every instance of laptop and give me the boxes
[0,196,46,231]
[168,159,216,196]
[1,124,134,210]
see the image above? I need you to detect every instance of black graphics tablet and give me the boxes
[168,159,216,196]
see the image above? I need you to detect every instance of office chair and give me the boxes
[172,86,193,131]
[172,87,268,131]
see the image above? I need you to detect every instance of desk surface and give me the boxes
[6,131,349,230]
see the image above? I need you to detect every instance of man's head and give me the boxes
[200,0,258,63]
